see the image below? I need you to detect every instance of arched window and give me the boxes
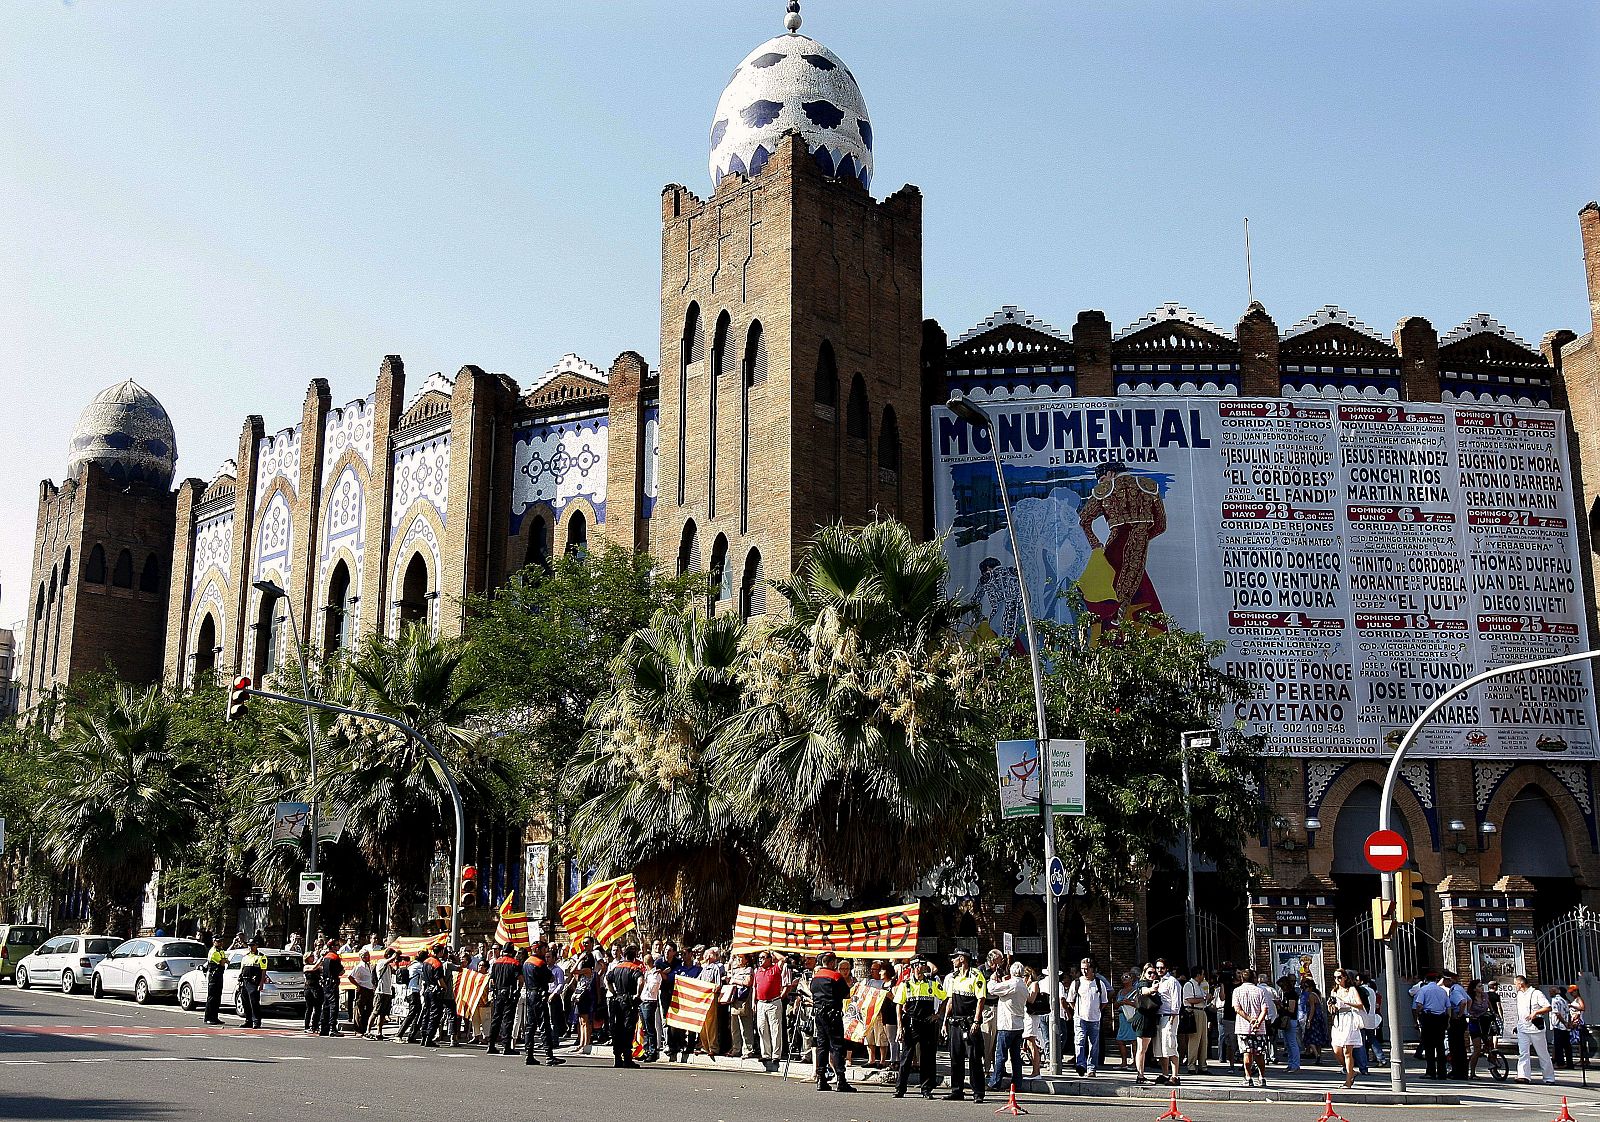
[741,321,766,534]
[253,592,281,682]
[1332,782,1416,874]
[677,520,701,576]
[879,406,901,474]
[709,312,731,518]
[846,375,870,439]
[709,533,731,604]
[399,553,430,628]
[85,544,106,584]
[1501,786,1571,878]
[61,547,71,587]
[526,514,551,569]
[194,614,218,679]
[34,583,45,620]
[139,554,164,594]
[112,549,134,588]
[47,566,58,605]
[566,510,588,555]
[324,560,351,653]
[740,548,766,618]
[678,303,703,507]
[815,341,838,409]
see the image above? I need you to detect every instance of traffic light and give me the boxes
[459,864,478,909]
[225,676,252,722]
[1395,869,1427,925]
[1371,896,1396,941]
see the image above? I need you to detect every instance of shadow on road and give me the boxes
[0,1092,183,1120]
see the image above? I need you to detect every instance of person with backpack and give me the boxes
[1064,957,1111,1077]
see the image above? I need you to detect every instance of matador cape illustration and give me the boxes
[1076,460,1168,630]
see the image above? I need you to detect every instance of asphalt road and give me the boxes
[1,983,1597,1122]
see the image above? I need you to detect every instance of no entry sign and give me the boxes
[1364,830,1408,873]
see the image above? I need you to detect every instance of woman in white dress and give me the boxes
[1328,969,1368,1088]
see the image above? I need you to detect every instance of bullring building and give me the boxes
[22,3,1600,983]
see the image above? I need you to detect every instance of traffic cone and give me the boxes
[993,1085,1029,1116]
[1314,1092,1350,1122]
[1155,1089,1191,1122]
[1549,1097,1576,1122]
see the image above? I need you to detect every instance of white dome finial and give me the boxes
[784,1,802,33]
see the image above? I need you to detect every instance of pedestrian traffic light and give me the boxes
[225,676,252,722]
[459,865,477,909]
[1395,869,1427,925]
[1371,896,1396,941]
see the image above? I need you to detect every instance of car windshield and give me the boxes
[84,939,118,955]
[160,941,207,958]
[266,954,302,972]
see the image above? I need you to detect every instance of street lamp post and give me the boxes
[1375,647,1600,1093]
[946,392,1064,1077]
[254,579,320,951]
[1179,730,1215,973]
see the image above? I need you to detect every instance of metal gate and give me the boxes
[1146,912,1241,969]
[1337,915,1431,980]
[1536,905,1600,986]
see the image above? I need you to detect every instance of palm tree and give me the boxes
[567,607,752,940]
[316,625,515,935]
[38,685,204,936]
[720,519,994,903]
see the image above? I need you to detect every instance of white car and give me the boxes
[91,937,208,1004]
[15,934,119,993]
[176,949,305,1018]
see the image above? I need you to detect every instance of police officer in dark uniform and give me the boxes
[203,936,227,1025]
[317,939,345,1037]
[522,943,565,1067]
[486,943,522,1054]
[418,947,446,1047]
[808,951,854,1093]
[942,948,987,1103]
[605,945,644,1069]
[238,940,267,1029]
[894,958,947,1098]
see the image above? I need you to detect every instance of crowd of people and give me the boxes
[207,929,1590,1096]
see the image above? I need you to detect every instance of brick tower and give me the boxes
[652,3,924,612]
[20,380,178,715]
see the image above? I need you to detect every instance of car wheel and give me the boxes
[61,970,76,995]
[134,977,150,1005]
[15,967,28,990]
[178,983,194,1012]
[91,974,104,999]
[234,991,246,1019]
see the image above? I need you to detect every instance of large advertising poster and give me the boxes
[932,397,1596,759]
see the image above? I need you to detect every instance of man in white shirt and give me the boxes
[1231,969,1277,1088]
[1065,957,1111,1076]
[985,962,1031,1091]
[349,950,377,1036]
[1152,959,1184,1085]
[1515,975,1556,1084]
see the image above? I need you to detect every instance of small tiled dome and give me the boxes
[67,379,178,488]
[709,7,872,191]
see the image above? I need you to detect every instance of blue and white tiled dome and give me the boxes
[709,13,872,191]
[67,379,178,488]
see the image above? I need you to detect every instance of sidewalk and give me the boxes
[661,1049,1600,1108]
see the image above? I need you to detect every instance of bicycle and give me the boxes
[1485,1015,1509,1082]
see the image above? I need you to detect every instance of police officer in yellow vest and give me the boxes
[893,958,946,1099]
[238,941,267,1029]
[203,935,226,1025]
[942,948,987,1103]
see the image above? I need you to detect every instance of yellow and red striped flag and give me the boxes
[844,981,888,1043]
[338,934,449,989]
[559,874,637,946]
[494,893,530,949]
[664,973,718,1034]
[455,967,490,1017]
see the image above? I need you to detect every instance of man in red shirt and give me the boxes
[752,951,791,1071]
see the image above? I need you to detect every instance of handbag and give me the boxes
[1178,1008,1196,1034]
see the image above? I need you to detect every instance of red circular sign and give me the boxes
[1364,829,1408,873]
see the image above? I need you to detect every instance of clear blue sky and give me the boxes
[3,0,1597,626]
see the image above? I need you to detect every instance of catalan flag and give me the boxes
[494,893,530,949]
[559,874,637,946]
[337,934,449,990]
[664,973,718,1034]
[455,966,490,1017]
